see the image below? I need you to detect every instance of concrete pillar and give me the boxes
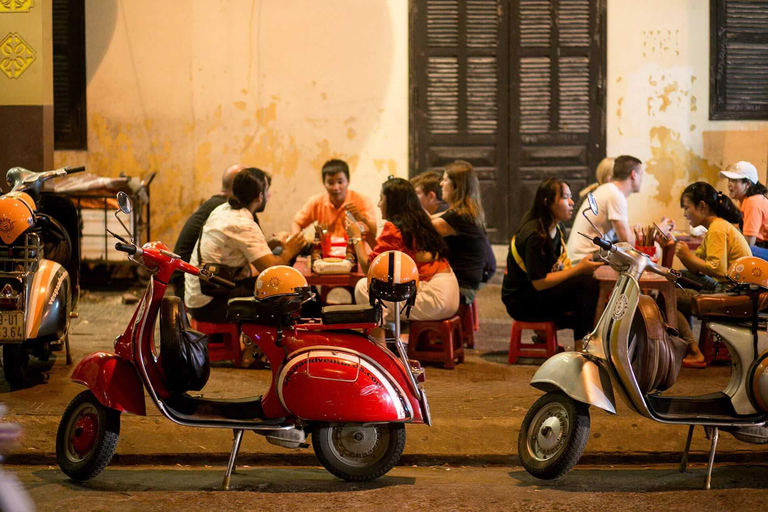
[0,0,53,183]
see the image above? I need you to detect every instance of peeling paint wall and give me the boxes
[54,0,407,246]
[608,0,768,229]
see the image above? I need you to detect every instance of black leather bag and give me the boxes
[160,297,210,393]
[196,231,240,297]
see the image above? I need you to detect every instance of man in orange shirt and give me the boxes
[291,159,377,246]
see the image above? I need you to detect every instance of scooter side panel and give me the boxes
[26,259,69,340]
[277,349,411,422]
[71,352,146,416]
[531,352,617,414]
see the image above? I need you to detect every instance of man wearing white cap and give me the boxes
[720,161,768,260]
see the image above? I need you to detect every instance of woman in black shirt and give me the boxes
[501,178,602,339]
[432,160,489,303]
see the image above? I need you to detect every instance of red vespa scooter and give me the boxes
[56,193,431,489]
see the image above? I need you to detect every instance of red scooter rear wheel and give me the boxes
[312,423,406,482]
[56,390,121,481]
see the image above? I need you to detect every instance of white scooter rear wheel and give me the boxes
[518,391,590,480]
[312,423,406,482]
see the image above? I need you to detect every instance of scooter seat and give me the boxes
[321,304,380,325]
[691,292,768,319]
[227,297,285,324]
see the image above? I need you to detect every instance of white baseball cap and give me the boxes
[719,161,758,184]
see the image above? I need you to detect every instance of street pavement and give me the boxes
[1,285,767,469]
[9,463,768,511]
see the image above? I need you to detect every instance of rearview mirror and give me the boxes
[587,192,598,216]
[581,192,604,238]
[117,191,133,214]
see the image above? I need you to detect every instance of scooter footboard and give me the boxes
[71,352,146,416]
[530,352,617,414]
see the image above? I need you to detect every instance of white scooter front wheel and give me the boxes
[518,391,590,480]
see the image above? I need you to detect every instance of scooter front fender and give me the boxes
[71,352,146,416]
[530,352,617,414]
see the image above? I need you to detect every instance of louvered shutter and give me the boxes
[710,0,768,120]
[509,0,604,233]
[411,0,510,243]
[53,0,87,150]
[410,0,604,241]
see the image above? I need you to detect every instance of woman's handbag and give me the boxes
[196,231,241,297]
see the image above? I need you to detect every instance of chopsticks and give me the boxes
[635,224,671,246]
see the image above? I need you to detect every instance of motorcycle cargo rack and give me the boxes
[0,231,42,276]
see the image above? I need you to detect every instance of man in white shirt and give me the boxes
[567,155,644,263]
[185,168,306,320]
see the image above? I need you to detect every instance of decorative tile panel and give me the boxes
[0,0,34,13]
[0,32,36,78]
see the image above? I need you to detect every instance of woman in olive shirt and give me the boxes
[675,181,750,367]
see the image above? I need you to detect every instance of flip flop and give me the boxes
[682,359,707,369]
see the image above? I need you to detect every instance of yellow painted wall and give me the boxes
[55,0,407,246]
[0,0,52,105]
[607,0,768,229]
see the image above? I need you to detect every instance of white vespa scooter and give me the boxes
[518,193,768,489]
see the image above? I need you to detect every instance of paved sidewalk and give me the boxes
[2,286,766,466]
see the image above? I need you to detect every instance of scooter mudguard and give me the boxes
[276,348,411,422]
[530,352,617,414]
[71,351,146,416]
[26,259,70,340]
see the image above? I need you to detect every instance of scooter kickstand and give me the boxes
[704,427,719,490]
[222,429,244,490]
[679,424,695,473]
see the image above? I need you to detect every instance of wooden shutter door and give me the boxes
[710,0,768,120]
[509,0,605,233]
[410,0,510,243]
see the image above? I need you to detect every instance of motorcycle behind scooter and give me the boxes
[56,192,431,488]
[0,166,84,387]
[518,193,768,489]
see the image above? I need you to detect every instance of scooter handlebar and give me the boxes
[676,273,703,291]
[65,166,85,175]
[115,242,138,255]
[592,237,614,251]
[207,274,236,290]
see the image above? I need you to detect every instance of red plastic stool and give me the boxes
[508,320,559,364]
[459,300,479,348]
[407,315,464,369]
[190,319,241,366]
[700,321,730,366]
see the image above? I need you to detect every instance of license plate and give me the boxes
[0,311,24,342]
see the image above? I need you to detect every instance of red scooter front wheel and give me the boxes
[56,390,121,481]
[312,423,406,482]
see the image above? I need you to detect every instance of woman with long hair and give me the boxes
[720,161,768,260]
[432,160,489,303]
[347,178,459,322]
[579,156,615,199]
[674,181,751,367]
[501,178,603,339]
